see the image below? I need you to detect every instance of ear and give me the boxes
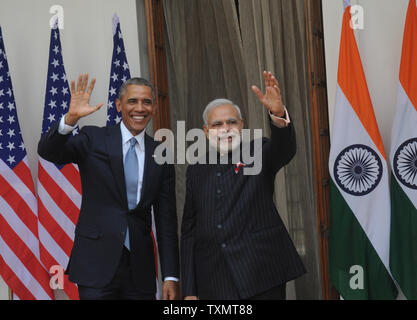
[116,98,122,113]
[240,119,244,130]
[203,125,209,139]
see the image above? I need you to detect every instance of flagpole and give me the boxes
[8,288,12,300]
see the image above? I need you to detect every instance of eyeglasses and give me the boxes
[208,119,242,129]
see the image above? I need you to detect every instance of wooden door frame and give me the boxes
[305,0,339,300]
[144,0,171,132]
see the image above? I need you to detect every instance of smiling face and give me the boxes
[203,104,244,154]
[116,84,155,136]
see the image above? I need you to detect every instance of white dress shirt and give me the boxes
[58,115,178,283]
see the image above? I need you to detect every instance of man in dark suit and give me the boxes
[181,71,306,300]
[38,74,179,300]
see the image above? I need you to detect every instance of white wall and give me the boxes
[323,0,409,157]
[0,0,142,299]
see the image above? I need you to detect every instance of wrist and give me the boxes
[270,108,285,118]
[270,108,286,118]
[65,113,79,126]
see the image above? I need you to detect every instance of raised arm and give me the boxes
[38,74,104,165]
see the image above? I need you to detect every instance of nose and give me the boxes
[135,101,147,113]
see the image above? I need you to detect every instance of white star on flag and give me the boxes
[51,59,59,68]
[50,87,58,95]
[7,115,15,124]
[51,73,59,82]
[7,128,15,138]
[7,155,15,165]
[48,113,55,123]
[111,73,118,82]
[6,142,15,151]
[48,100,57,109]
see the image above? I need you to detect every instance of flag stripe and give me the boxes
[59,165,82,194]
[0,235,52,300]
[0,254,35,300]
[329,182,398,299]
[0,215,54,298]
[390,175,417,299]
[0,195,41,257]
[38,222,70,272]
[38,164,79,224]
[39,241,79,300]
[399,1,417,111]
[0,174,38,234]
[0,159,38,214]
[38,200,74,256]
[37,183,76,241]
[13,160,37,197]
[337,7,386,159]
[40,159,81,208]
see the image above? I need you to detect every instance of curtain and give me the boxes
[163,0,321,299]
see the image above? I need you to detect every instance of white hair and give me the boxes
[202,99,243,125]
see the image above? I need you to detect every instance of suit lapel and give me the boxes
[105,124,128,208]
[138,134,155,206]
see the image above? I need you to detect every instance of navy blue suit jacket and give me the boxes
[38,121,179,294]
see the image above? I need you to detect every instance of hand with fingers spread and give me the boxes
[65,74,105,126]
[251,71,285,117]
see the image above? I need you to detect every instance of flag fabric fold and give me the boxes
[328,4,398,299]
[0,26,54,300]
[389,0,417,300]
[37,21,80,300]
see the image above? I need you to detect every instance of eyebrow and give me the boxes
[211,118,239,123]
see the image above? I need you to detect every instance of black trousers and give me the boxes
[247,283,287,300]
[78,247,155,300]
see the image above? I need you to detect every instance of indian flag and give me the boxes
[328,2,398,299]
[389,0,417,300]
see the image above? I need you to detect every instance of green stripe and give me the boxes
[390,174,417,299]
[329,181,398,299]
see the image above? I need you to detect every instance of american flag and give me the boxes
[36,21,80,300]
[108,14,161,299]
[107,14,131,126]
[0,26,54,300]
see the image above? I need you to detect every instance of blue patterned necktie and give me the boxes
[124,137,138,250]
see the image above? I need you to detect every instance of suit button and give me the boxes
[217,224,223,229]
[217,189,222,195]
[121,231,125,236]
[216,172,222,177]
[221,243,227,248]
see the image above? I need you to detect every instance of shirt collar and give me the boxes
[120,121,145,151]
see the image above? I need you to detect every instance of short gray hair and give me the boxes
[202,99,243,125]
[118,77,157,102]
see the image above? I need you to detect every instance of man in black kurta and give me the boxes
[181,72,306,300]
